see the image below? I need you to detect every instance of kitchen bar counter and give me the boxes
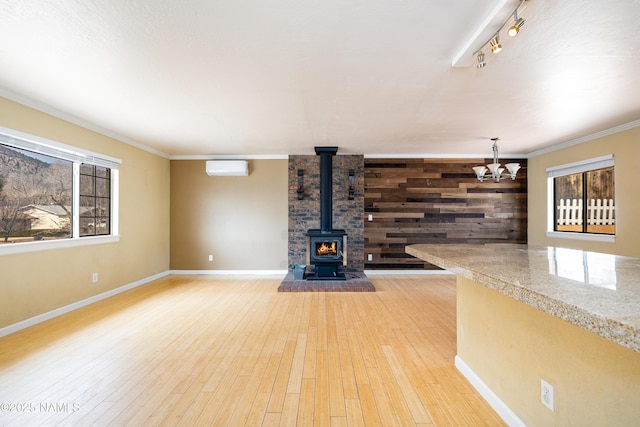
[406,243,640,425]
[406,243,640,353]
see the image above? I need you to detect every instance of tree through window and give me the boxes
[0,126,120,249]
[0,144,72,243]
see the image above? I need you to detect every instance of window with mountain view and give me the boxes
[0,127,120,250]
[0,144,73,243]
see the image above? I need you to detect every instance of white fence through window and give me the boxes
[557,199,615,226]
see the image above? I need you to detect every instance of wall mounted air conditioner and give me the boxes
[205,160,249,176]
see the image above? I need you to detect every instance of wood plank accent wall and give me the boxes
[364,158,527,269]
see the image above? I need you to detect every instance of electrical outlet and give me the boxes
[367,254,373,261]
[541,379,554,412]
[368,214,373,221]
[92,272,98,283]
[208,254,213,262]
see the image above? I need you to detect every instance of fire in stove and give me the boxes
[316,241,338,257]
[307,233,346,265]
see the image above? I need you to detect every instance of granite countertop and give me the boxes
[406,243,640,353]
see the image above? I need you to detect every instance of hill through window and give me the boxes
[0,126,120,252]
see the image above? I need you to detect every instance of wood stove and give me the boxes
[306,146,347,280]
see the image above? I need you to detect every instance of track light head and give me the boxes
[476,51,486,68]
[490,34,502,53]
[508,14,525,37]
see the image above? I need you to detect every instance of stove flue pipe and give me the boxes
[314,146,338,233]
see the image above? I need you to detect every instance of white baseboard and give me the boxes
[455,355,526,427]
[0,271,170,338]
[364,269,453,275]
[171,269,451,276]
[0,269,447,339]
[170,269,288,276]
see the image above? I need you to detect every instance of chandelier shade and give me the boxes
[472,138,520,182]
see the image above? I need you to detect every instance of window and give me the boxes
[0,126,120,253]
[547,155,615,241]
[79,165,111,236]
[0,145,73,242]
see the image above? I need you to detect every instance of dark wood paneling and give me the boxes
[364,158,527,269]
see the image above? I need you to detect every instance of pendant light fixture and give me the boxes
[472,138,521,182]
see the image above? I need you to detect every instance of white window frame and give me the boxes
[546,154,615,242]
[0,126,121,256]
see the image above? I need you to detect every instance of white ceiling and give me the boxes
[1,0,639,157]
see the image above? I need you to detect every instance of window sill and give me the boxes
[546,231,615,243]
[0,235,120,256]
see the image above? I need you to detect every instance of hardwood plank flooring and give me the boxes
[0,274,506,426]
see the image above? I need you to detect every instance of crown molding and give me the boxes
[170,154,288,160]
[363,153,527,159]
[4,86,638,161]
[528,119,640,158]
[0,87,171,159]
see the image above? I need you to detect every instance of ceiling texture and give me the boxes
[1,0,639,158]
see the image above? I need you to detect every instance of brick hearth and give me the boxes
[277,271,375,292]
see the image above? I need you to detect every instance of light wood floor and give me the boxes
[0,275,505,426]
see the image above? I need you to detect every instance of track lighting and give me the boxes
[489,33,502,53]
[467,0,528,69]
[508,11,525,37]
[476,51,486,68]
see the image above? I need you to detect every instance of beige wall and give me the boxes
[0,97,171,328]
[170,159,288,270]
[528,126,640,256]
[458,276,640,426]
